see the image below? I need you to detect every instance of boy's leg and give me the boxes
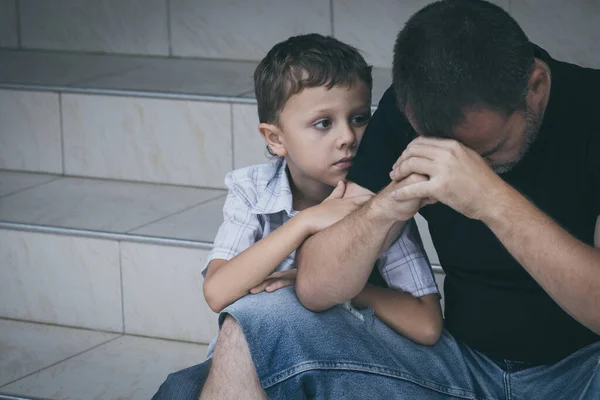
[219,286,506,399]
[200,315,267,399]
[513,340,600,400]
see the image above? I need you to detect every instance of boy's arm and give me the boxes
[204,214,312,313]
[204,181,371,313]
[352,218,443,345]
[352,288,442,345]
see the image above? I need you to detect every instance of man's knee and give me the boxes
[216,315,246,351]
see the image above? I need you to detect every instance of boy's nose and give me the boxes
[337,124,357,148]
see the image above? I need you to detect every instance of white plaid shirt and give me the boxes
[204,157,438,298]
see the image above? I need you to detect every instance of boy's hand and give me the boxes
[249,269,297,294]
[303,181,373,235]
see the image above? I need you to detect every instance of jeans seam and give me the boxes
[261,360,495,400]
[503,370,511,400]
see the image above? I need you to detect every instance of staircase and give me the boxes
[1,1,598,399]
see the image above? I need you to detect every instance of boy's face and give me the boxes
[275,82,371,188]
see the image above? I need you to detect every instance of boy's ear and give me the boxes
[259,123,287,157]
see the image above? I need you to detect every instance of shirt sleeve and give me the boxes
[376,219,439,298]
[202,174,263,277]
[347,86,416,194]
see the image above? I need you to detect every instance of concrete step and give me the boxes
[0,318,207,400]
[0,49,392,188]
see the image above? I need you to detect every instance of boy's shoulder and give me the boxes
[224,158,287,209]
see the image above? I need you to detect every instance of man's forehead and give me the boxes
[453,109,510,149]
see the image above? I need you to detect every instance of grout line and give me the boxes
[330,0,335,36]
[166,0,173,56]
[125,193,225,234]
[230,103,235,171]
[0,176,60,198]
[14,0,21,48]
[0,316,123,336]
[0,335,123,389]
[58,93,65,174]
[119,242,126,334]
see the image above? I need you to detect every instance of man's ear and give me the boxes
[259,123,287,157]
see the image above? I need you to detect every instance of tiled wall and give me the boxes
[0,229,219,343]
[1,0,599,69]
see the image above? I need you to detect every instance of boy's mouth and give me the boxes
[333,156,354,169]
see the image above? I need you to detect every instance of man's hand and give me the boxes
[249,269,297,294]
[302,181,372,235]
[370,173,432,222]
[389,136,508,220]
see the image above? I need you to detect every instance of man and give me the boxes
[157,1,600,398]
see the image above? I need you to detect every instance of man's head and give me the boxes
[393,0,550,173]
[254,34,373,188]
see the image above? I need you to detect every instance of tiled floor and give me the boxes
[0,319,208,400]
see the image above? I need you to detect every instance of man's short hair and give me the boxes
[393,0,534,138]
[254,33,373,126]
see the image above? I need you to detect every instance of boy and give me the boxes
[203,33,441,343]
[153,33,441,399]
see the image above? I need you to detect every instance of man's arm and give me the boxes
[391,137,600,334]
[295,176,427,311]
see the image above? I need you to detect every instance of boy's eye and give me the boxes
[313,119,332,129]
[352,114,371,126]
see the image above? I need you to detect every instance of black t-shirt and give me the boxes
[348,45,600,365]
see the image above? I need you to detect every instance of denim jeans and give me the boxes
[153,286,600,399]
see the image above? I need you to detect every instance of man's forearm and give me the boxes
[296,198,401,311]
[483,184,600,333]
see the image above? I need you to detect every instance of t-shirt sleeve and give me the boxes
[375,219,439,298]
[347,86,416,193]
[202,174,263,277]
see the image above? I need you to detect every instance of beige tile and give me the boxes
[0,177,222,232]
[171,0,331,60]
[0,230,122,331]
[0,170,57,197]
[62,94,232,188]
[512,0,600,69]
[121,243,218,343]
[0,0,18,48]
[232,103,272,169]
[19,0,169,55]
[0,90,62,173]
[333,0,510,68]
[132,195,226,242]
[0,319,118,386]
[2,335,208,400]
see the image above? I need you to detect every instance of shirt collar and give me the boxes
[249,157,296,216]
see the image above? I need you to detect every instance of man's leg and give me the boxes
[514,340,600,399]
[200,315,267,399]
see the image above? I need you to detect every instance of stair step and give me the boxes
[0,318,207,400]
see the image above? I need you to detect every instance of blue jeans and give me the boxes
[153,286,600,399]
